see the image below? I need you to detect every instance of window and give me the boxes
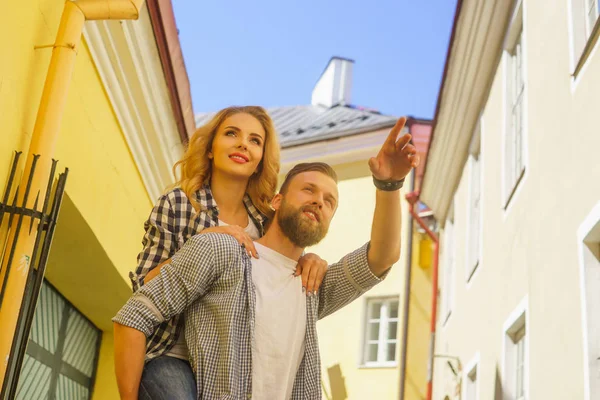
[467,126,482,282]
[441,203,455,324]
[571,0,600,75]
[577,202,600,399]
[503,299,528,400]
[465,366,478,400]
[15,281,101,399]
[503,2,526,207]
[463,353,480,400]
[514,327,526,400]
[585,0,600,36]
[362,297,399,366]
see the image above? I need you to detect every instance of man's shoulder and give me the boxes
[186,232,243,258]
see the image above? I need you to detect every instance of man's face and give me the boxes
[273,171,339,248]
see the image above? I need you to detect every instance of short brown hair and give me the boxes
[279,162,338,194]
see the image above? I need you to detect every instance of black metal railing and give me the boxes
[0,151,68,399]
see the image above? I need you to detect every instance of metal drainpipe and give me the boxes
[398,174,415,400]
[0,0,145,388]
[404,191,439,400]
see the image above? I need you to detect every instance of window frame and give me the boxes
[577,201,600,400]
[466,122,483,284]
[441,202,456,326]
[502,297,529,400]
[463,352,480,400]
[15,279,102,400]
[502,0,528,211]
[361,297,400,368]
[570,0,600,79]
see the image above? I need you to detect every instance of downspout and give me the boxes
[398,173,415,400]
[0,0,145,388]
[404,191,439,400]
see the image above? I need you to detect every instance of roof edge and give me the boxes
[421,0,465,191]
[281,119,397,149]
[147,0,195,144]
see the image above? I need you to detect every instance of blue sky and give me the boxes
[173,0,457,119]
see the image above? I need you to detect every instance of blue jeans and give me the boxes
[139,356,197,400]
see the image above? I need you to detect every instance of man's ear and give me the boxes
[271,193,283,211]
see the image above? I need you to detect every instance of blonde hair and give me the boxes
[173,106,280,218]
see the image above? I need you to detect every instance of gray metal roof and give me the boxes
[195,105,397,148]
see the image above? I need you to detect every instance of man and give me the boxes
[113,117,419,399]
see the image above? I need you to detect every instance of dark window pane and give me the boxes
[366,343,378,362]
[386,343,397,362]
[368,322,380,341]
[370,302,381,319]
[389,301,399,319]
[388,322,398,340]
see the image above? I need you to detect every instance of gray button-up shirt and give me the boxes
[114,233,385,399]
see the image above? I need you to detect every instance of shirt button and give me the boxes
[247,394,252,399]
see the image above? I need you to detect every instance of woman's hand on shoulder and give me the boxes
[295,253,328,296]
[201,226,259,258]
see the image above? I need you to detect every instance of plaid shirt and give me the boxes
[114,233,385,399]
[130,186,266,360]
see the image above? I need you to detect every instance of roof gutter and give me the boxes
[147,0,195,143]
[420,0,465,190]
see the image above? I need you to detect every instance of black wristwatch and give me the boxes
[372,176,405,191]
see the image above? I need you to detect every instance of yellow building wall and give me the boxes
[1,1,154,397]
[403,232,433,400]
[92,333,121,400]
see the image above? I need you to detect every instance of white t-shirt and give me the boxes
[218,215,261,240]
[251,242,307,400]
[166,215,261,360]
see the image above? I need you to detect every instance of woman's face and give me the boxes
[210,113,266,180]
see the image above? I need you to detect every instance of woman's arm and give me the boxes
[131,193,178,292]
[143,225,260,284]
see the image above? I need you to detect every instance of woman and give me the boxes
[128,106,328,400]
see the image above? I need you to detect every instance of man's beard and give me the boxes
[276,199,328,248]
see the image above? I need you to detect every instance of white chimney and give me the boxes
[311,57,354,108]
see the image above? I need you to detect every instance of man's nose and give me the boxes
[311,195,324,209]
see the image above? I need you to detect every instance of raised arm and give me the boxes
[366,117,419,276]
[318,117,419,319]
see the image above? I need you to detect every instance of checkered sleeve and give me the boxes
[317,242,388,320]
[112,297,164,337]
[130,193,178,292]
[114,234,223,335]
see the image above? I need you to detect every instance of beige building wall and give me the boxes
[431,1,600,399]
